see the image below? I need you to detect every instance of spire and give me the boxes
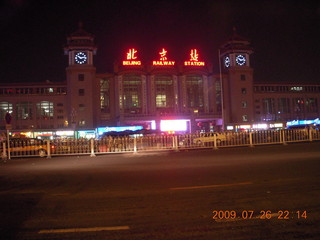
[69,21,93,38]
[229,27,248,42]
[220,28,253,54]
[65,22,97,53]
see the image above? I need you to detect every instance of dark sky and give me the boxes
[0,0,319,84]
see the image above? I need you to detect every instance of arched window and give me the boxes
[155,74,174,109]
[186,75,204,109]
[122,74,142,113]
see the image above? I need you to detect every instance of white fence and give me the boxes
[1,128,320,159]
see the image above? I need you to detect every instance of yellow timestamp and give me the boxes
[212,210,307,220]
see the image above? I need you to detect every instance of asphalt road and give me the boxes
[1,142,320,240]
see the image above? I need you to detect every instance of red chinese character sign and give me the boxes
[184,49,205,66]
[153,48,175,66]
[122,48,141,66]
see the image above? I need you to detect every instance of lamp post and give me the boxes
[218,49,225,132]
[5,112,12,160]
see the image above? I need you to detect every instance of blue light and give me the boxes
[97,126,143,135]
[287,118,319,127]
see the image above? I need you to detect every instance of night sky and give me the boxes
[0,0,319,84]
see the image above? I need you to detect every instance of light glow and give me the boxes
[127,48,137,59]
[184,49,205,66]
[290,86,303,91]
[97,126,143,135]
[287,118,319,126]
[252,124,268,129]
[226,126,234,130]
[123,48,141,66]
[270,123,283,128]
[160,120,188,132]
[56,131,74,136]
[159,48,167,61]
[153,48,175,66]
[236,55,246,66]
[239,125,251,129]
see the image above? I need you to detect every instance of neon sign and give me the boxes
[160,120,188,132]
[184,49,205,66]
[122,48,141,66]
[153,48,175,66]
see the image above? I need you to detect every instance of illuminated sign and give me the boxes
[269,123,283,128]
[252,124,268,129]
[153,48,175,66]
[287,118,319,127]
[97,126,143,135]
[122,48,141,66]
[184,49,205,66]
[160,120,188,132]
[226,126,234,130]
[56,131,74,136]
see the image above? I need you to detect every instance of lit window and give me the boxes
[79,120,86,126]
[100,78,110,112]
[155,75,174,108]
[241,88,247,94]
[16,102,33,120]
[156,94,167,107]
[242,101,247,108]
[0,102,13,120]
[242,115,248,122]
[36,101,54,119]
[122,74,142,111]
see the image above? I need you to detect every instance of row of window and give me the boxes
[254,85,320,93]
[0,101,65,121]
[0,87,67,95]
[258,98,319,114]
[100,74,208,112]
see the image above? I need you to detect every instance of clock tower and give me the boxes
[220,28,254,126]
[64,22,98,129]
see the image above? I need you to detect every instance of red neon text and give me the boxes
[152,61,175,66]
[159,48,167,61]
[123,48,141,65]
[123,60,141,66]
[126,48,138,60]
[190,49,199,61]
[153,48,175,66]
[184,49,205,66]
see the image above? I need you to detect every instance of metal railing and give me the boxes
[1,128,319,159]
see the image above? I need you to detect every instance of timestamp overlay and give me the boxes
[212,210,308,221]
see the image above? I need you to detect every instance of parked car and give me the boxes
[193,133,230,145]
[1,138,55,157]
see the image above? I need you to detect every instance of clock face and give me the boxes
[75,52,87,64]
[236,55,246,66]
[224,56,230,67]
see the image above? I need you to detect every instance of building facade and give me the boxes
[0,25,319,133]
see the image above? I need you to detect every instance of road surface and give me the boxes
[1,142,320,240]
